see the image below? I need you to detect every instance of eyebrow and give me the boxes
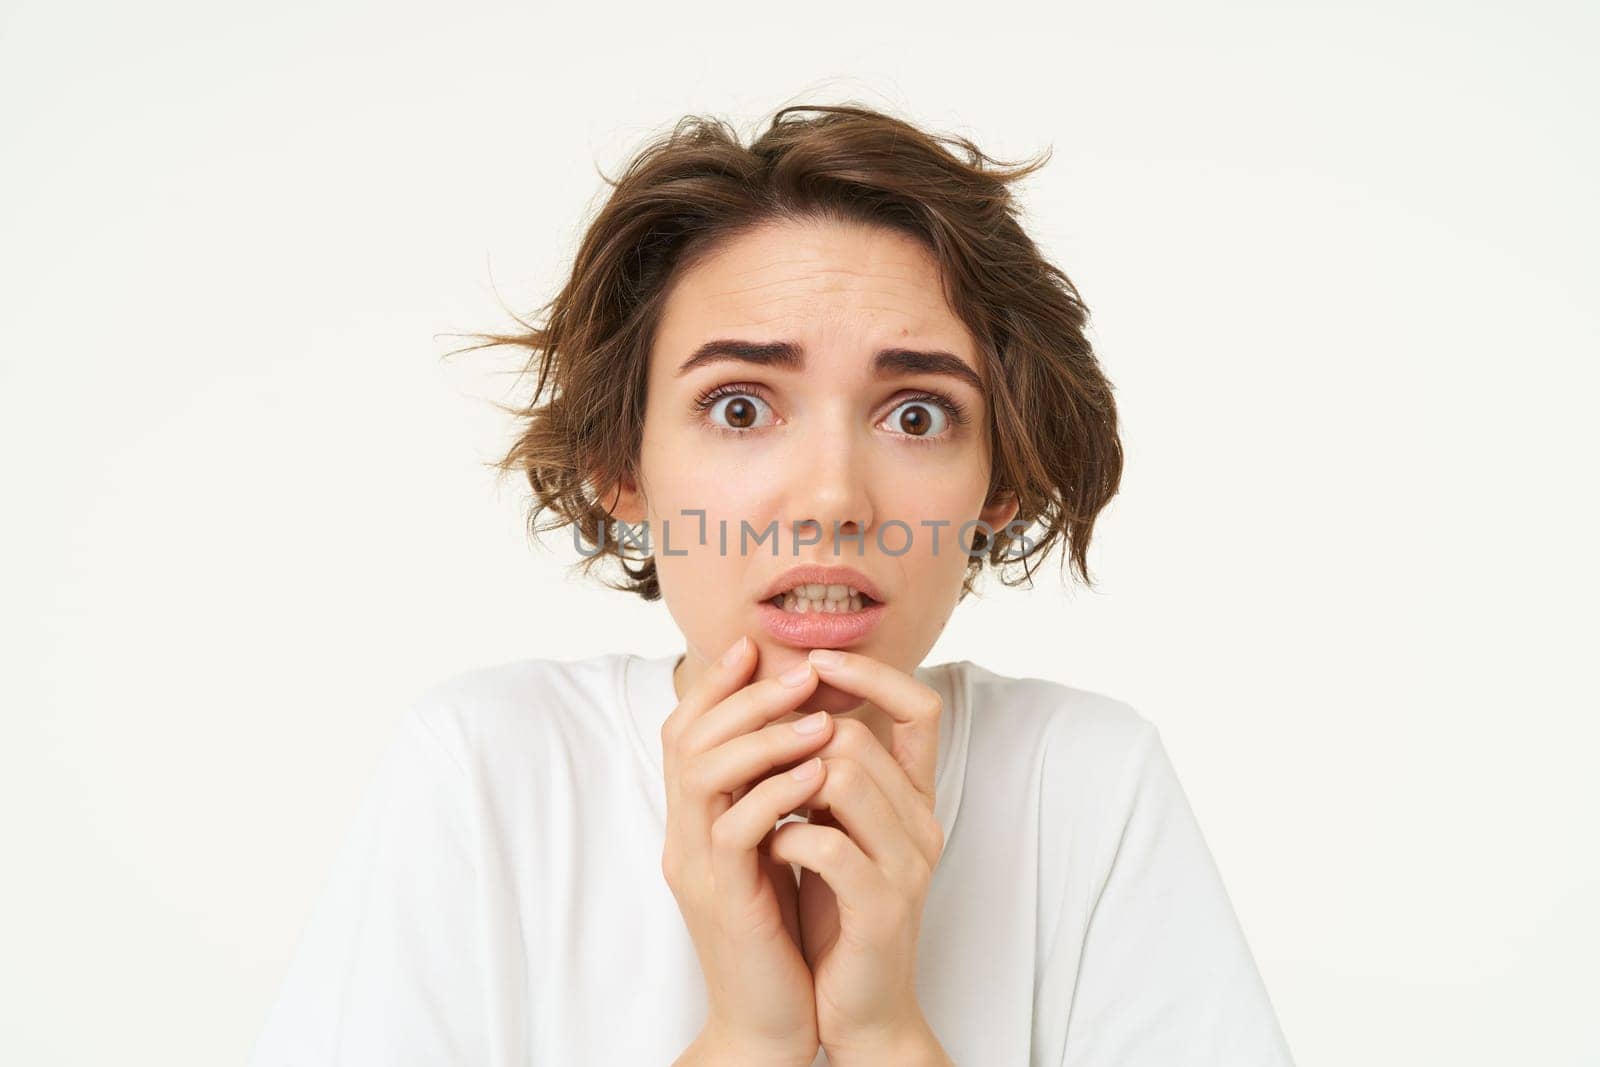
[675,339,986,395]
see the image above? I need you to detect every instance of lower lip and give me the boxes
[757,598,886,648]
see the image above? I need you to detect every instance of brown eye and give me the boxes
[704,391,773,431]
[898,405,930,435]
[725,398,755,428]
[886,400,948,438]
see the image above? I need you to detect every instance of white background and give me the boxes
[4,2,1595,1064]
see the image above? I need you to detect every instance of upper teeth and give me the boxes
[774,583,868,614]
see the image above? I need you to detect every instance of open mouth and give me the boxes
[768,584,879,614]
[757,576,886,648]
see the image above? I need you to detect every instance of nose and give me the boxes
[788,418,874,556]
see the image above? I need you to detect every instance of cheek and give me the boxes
[652,468,772,533]
[643,457,776,584]
[878,461,991,530]
[641,427,738,507]
[643,432,783,523]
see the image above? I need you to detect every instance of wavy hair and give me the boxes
[445,103,1123,602]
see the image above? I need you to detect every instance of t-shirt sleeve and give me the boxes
[248,704,492,1066]
[1059,722,1295,1067]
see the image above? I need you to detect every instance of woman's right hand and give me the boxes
[662,634,834,1067]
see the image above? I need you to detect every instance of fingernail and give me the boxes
[793,710,828,734]
[779,661,813,687]
[720,635,748,667]
[791,756,821,780]
[808,649,843,669]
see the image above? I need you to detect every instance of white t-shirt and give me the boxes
[249,652,1294,1066]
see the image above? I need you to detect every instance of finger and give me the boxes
[766,821,890,923]
[660,634,757,779]
[683,710,836,823]
[806,757,927,885]
[760,842,802,947]
[806,649,942,803]
[711,756,829,900]
[805,718,944,866]
[678,659,821,758]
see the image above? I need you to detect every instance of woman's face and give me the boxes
[612,216,1017,712]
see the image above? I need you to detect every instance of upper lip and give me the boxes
[760,564,885,604]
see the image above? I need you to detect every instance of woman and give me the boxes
[250,104,1294,1066]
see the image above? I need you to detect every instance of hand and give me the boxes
[660,635,838,1066]
[763,648,948,1062]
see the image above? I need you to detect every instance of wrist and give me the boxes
[824,1015,951,1067]
[678,1023,817,1067]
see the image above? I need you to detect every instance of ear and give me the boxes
[978,488,1020,535]
[592,466,647,525]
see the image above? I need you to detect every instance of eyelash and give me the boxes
[691,383,971,442]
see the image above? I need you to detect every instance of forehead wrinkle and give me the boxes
[699,277,954,323]
[693,242,938,285]
[695,269,933,310]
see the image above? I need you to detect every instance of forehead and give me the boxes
[655,218,976,355]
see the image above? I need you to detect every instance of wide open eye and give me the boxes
[882,397,954,438]
[698,388,775,431]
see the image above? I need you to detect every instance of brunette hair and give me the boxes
[446,102,1122,602]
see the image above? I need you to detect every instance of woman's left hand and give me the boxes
[763,648,951,1064]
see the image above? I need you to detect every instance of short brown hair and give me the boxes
[447,103,1123,602]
